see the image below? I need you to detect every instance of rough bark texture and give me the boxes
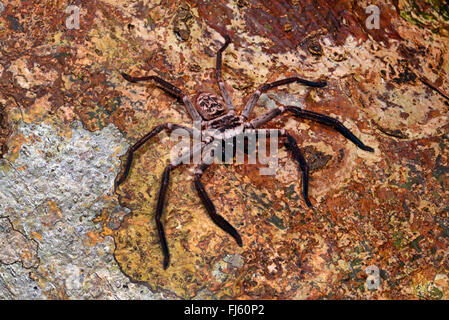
[0,0,448,299]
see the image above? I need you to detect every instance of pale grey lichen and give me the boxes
[0,120,160,299]
[0,217,39,268]
[223,254,244,269]
[212,254,244,283]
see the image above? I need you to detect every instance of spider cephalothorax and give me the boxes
[117,34,374,269]
[196,92,228,120]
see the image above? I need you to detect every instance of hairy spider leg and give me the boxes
[153,141,213,269]
[241,128,312,208]
[156,164,172,269]
[287,106,374,152]
[114,123,197,190]
[281,131,312,208]
[193,143,243,247]
[215,34,235,112]
[246,107,374,208]
[194,164,243,248]
[121,73,202,122]
[250,106,375,152]
[241,77,327,119]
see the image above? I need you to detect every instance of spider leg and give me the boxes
[241,77,326,119]
[155,164,172,269]
[242,128,312,208]
[215,35,235,112]
[249,106,374,152]
[121,73,202,122]
[152,141,213,269]
[193,152,243,247]
[286,106,374,152]
[281,131,313,208]
[114,123,198,190]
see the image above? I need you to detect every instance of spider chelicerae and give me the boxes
[116,35,374,269]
